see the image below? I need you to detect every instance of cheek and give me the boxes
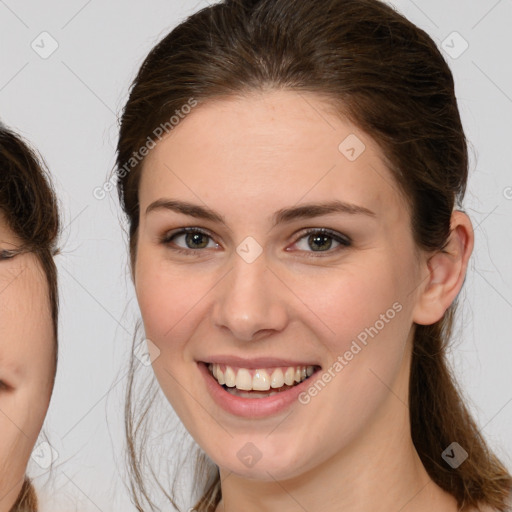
[0,389,51,499]
[0,416,28,492]
[288,256,408,351]
[134,249,211,351]
[0,259,54,496]
[291,259,414,426]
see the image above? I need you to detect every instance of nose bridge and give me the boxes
[212,248,287,341]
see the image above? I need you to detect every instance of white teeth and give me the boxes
[235,368,253,391]
[284,367,295,386]
[209,364,316,391]
[224,366,236,387]
[216,365,225,385]
[253,369,271,391]
[270,368,284,388]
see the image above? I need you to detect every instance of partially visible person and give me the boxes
[0,123,59,512]
[115,1,511,511]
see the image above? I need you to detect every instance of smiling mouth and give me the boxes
[207,363,320,398]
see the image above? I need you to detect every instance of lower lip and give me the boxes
[198,362,319,418]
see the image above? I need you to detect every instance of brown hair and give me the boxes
[0,125,60,512]
[115,0,512,510]
[8,478,38,512]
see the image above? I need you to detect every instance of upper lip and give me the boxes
[200,355,320,369]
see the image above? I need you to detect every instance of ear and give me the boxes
[412,210,474,326]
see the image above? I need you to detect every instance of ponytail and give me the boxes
[9,478,38,512]
[410,308,512,511]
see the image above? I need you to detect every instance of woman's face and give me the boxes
[0,215,54,507]
[134,90,429,481]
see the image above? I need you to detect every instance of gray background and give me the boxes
[0,0,510,510]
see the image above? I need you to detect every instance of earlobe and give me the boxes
[412,211,474,326]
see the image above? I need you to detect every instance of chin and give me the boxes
[202,434,316,482]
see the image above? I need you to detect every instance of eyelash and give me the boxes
[0,249,19,260]
[160,227,351,258]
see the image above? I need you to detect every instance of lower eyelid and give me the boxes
[290,240,349,256]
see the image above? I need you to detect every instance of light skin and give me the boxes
[0,215,55,511]
[133,90,474,511]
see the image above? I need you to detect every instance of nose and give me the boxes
[211,252,288,342]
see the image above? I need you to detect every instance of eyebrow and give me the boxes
[145,199,376,227]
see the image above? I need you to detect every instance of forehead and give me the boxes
[139,90,407,222]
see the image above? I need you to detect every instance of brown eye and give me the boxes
[161,228,219,253]
[307,233,334,251]
[291,228,351,255]
[181,231,211,249]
